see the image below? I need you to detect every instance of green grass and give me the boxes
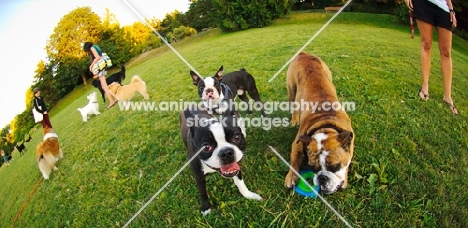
[1,12,468,227]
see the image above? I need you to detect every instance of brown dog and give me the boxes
[108,75,149,102]
[36,127,63,179]
[284,52,354,194]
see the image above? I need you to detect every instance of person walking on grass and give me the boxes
[33,88,53,129]
[1,150,10,167]
[83,42,118,108]
[406,0,459,114]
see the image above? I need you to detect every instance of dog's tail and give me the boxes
[36,146,55,180]
[131,75,145,84]
[121,65,126,81]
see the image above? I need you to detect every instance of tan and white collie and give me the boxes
[36,127,63,179]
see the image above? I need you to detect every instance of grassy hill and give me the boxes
[1,12,467,227]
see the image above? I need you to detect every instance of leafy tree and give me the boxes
[174,26,198,39]
[124,21,153,55]
[99,8,134,66]
[10,109,35,145]
[184,0,217,31]
[46,7,102,87]
[452,0,468,34]
[46,7,102,63]
[160,11,184,36]
[208,0,294,31]
[144,33,163,50]
[0,125,15,155]
[33,59,60,106]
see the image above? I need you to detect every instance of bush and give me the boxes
[173,26,197,39]
[395,3,410,25]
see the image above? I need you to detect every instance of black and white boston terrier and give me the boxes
[190,66,266,117]
[179,106,262,215]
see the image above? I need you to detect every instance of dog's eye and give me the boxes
[327,163,341,173]
[199,86,205,92]
[202,143,212,152]
[233,133,241,142]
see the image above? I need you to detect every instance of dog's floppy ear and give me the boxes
[337,130,353,151]
[190,70,201,86]
[296,135,311,145]
[214,65,223,81]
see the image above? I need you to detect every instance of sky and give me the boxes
[0,0,190,128]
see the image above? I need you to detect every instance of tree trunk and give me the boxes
[81,74,87,85]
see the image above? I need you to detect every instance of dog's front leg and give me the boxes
[284,141,304,188]
[190,162,212,215]
[233,170,262,200]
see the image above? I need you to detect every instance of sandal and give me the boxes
[107,100,118,109]
[418,88,429,101]
[443,100,459,115]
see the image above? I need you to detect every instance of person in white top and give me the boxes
[406,0,458,114]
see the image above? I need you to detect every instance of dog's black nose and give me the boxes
[318,175,329,185]
[218,148,235,163]
[206,88,213,93]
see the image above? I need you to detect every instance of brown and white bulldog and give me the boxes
[284,52,354,194]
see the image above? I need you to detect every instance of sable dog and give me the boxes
[108,75,149,102]
[284,52,354,194]
[92,65,126,102]
[36,127,63,179]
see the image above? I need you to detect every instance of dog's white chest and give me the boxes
[202,163,217,175]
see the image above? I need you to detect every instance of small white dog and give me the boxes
[77,92,100,122]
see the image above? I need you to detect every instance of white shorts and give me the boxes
[97,69,107,77]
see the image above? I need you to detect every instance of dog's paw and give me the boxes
[284,170,298,189]
[290,112,300,126]
[201,208,211,216]
[246,192,262,201]
[290,119,299,127]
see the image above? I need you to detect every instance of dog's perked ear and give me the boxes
[184,109,197,132]
[190,70,202,86]
[214,65,224,81]
[183,109,193,120]
[337,130,353,151]
[296,135,312,145]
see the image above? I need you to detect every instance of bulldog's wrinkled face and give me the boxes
[190,66,225,109]
[190,116,246,177]
[298,129,354,194]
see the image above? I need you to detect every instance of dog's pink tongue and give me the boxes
[220,163,240,174]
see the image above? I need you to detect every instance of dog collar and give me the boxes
[307,124,343,137]
[220,83,233,101]
[202,100,229,114]
[43,132,58,141]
